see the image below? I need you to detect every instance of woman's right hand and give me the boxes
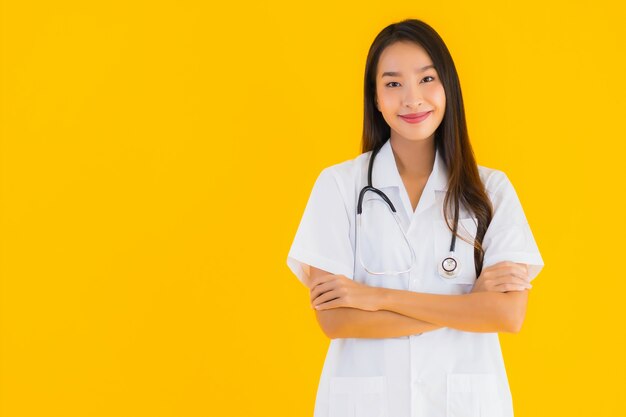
[470,261,532,293]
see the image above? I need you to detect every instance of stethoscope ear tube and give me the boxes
[357,185,397,215]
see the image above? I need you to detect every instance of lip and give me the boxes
[399,111,432,124]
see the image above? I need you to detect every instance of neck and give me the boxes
[389,135,436,179]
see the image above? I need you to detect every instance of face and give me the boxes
[375,41,446,144]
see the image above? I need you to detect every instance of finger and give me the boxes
[310,274,330,289]
[508,263,529,278]
[315,297,343,310]
[514,265,529,279]
[501,287,531,293]
[312,290,340,308]
[491,261,517,269]
[482,263,514,276]
[310,280,336,302]
[494,284,528,292]
[488,262,528,277]
[494,276,532,288]
[495,283,532,292]
[489,267,529,281]
[310,274,335,290]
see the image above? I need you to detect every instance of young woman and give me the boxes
[287,19,544,417]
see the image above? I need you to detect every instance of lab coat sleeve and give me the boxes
[482,171,545,282]
[287,167,355,288]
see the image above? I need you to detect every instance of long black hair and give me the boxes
[361,19,493,277]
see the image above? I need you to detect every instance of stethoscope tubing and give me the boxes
[355,143,461,279]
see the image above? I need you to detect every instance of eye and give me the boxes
[385,76,435,88]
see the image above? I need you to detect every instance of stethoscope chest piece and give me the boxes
[438,251,461,279]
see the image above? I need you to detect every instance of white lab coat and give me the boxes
[287,138,544,417]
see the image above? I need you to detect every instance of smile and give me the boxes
[399,111,432,124]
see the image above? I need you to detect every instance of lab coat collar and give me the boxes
[370,138,449,220]
[371,138,448,192]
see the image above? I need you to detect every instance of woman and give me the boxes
[287,18,544,417]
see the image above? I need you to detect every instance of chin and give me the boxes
[394,135,434,143]
[397,129,437,142]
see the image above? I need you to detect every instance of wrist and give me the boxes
[374,287,389,311]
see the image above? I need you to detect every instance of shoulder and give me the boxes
[318,151,370,193]
[310,151,370,215]
[477,162,514,198]
[323,151,369,179]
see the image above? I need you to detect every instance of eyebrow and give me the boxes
[381,65,436,78]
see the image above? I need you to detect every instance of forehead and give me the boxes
[377,41,434,73]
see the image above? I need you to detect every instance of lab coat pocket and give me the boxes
[433,218,477,287]
[328,376,388,417]
[447,373,503,417]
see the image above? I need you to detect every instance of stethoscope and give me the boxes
[355,142,462,279]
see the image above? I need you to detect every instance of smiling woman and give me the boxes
[376,42,446,142]
[286,18,544,417]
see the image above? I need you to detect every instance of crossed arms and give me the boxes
[307,264,531,338]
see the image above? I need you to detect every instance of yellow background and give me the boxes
[1,1,624,416]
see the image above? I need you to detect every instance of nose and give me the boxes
[403,82,424,108]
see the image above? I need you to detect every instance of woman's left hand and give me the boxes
[310,274,381,312]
